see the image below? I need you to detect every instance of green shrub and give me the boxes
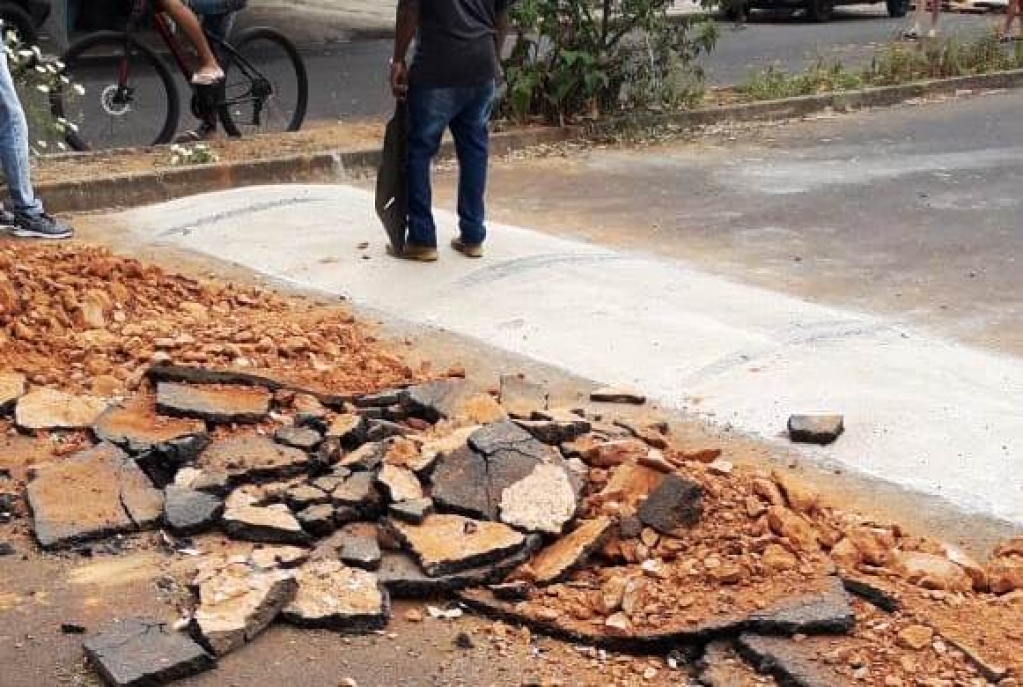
[503,0,718,124]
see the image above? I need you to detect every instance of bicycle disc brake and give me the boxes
[100,84,134,116]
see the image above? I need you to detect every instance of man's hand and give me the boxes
[390,60,409,100]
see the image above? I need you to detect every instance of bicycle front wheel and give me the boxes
[219,27,309,138]
[52,31,180,151]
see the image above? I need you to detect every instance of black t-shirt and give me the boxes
[410,0,508,88]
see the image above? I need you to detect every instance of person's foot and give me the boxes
[387,243,439,262]
[903,26,921,39]
[9,212,74,240]
[451,238,484,258]
[191,67,225,86]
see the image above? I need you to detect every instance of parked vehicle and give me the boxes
[723,0,910,22]
[0,0,50,46]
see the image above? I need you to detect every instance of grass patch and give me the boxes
[739,33,1023,101]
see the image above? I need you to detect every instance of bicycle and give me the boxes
[50,0,309,151]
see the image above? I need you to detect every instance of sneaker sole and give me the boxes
[9,228,73,240]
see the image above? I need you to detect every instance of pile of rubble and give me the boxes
[1,360,1021,686]
[0,243,415,396]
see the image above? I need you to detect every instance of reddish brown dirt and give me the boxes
[31,121,386,187]
[0,240,419,396]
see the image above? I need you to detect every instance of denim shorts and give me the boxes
[185,0,247,14]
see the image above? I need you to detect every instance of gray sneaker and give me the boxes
[10,212,74,240]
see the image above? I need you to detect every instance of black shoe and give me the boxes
[10,212,74,240]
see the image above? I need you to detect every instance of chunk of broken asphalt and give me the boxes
[736,633,852,687]
[84,618,215,687]
[389,514,528,577]
[198,435,309,485]
[297,504,337,537]
[282,560,390,631]
[337,442,385,472]
[429,447,492,520]
[746,577,855,635]
[27,443,164,549]
[637,473,704,534]
[498,462,578,535]
[402,379,506,423]
[432,423,556,521]
[15,387,108,431]
[163,486,224,536]
[377,537,541,598]
[325,414,368,448]
[285,484,330,511]
[222,503,310,545]
[514,418,590,446]
[92,406,207,456]
[156,382,271,425]
[520,517,613,584]
[339,534,382,571]
[274,426,323,451]
[589,387,647,405]
[376,464,424,503]
[787,414,845,446]
[354,389,404,408]
[841,574,901,613]
[192,563,297,656]
[388,498,434,524]
[331,471,381,514]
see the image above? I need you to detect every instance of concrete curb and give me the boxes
[40,68,1023,215]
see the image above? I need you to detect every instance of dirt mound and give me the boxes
[0,242,416,396]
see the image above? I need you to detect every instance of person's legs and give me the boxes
[406,85,458,249]
[156,0,223,82]
[0,54,72,239]
[448,82,496,248]
[1002,0,1021,38]
[0,53,41,217]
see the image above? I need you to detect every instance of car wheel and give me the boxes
[806,0,834,21]
[0,3,37,47]
[886,0,910,17]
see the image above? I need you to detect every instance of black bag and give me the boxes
[375,103,409,254]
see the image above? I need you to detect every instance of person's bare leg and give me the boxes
[156,0,222,81]
[1002,0,1020,39]
[905,0,928,37]
[928,0,940,37]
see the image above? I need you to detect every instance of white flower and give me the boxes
[35,84,49,93]
[72,83,86,96]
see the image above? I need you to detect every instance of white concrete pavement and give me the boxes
[115,184,1023,525]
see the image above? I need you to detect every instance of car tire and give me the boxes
[886,0,910,17]
[0,4,37,47]
[806,0,834,21]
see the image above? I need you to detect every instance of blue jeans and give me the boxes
[0,53,43,216]
[407,82,496,248]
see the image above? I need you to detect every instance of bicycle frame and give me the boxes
[114,8,273,125]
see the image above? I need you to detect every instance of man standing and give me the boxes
[0,51,73,239]
[389,0,510,261]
